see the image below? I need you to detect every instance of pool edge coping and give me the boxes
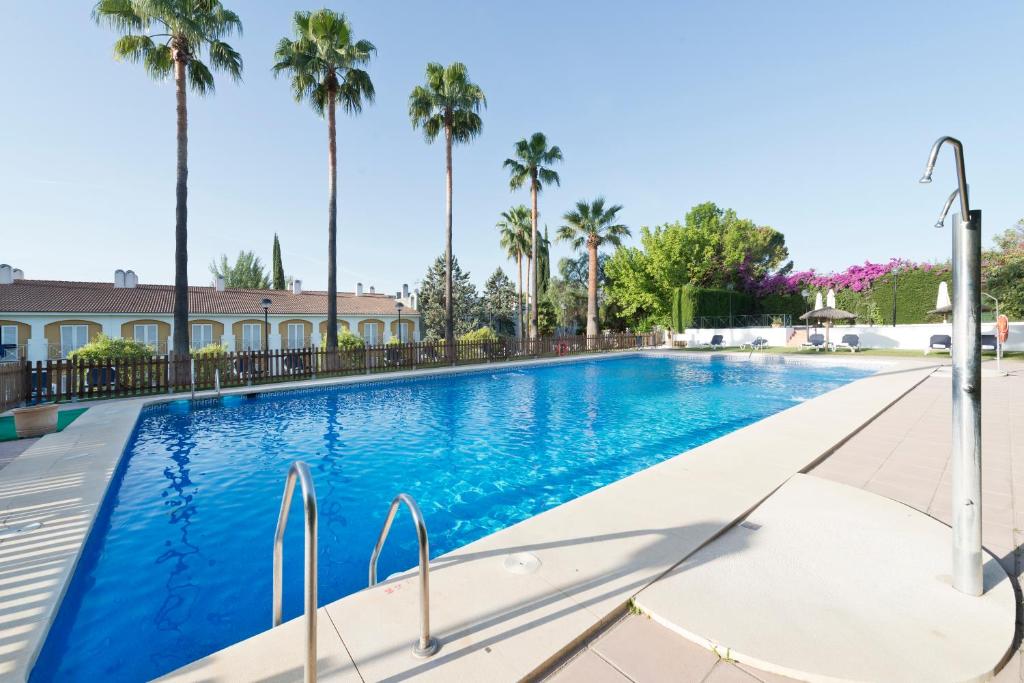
[0,350,940,681]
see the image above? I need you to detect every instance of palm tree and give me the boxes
[409,63,486,360]
[93,0,243,368]
[497,205,531,338]
[558,198,630,337]
[273,10,375,351]
[504,133,562,338]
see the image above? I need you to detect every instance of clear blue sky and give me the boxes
[2,1,1022,293]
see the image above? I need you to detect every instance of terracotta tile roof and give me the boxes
[0,280,417,317]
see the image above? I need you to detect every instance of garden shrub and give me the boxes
[319,330,366,350]
[67,334,152,362]
[459,327,499,343]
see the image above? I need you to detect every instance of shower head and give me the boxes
[920,136,970,222]
[935,187,963,228]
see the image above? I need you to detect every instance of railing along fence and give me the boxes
[693,313,792,329]
[18,333,655,406]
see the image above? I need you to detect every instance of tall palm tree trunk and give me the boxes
[525,255,532,338]
[587,239,599,337]
[326,93,339,352]
[444,125,455,363]
[172,54,190,380]
[529,176,539,338]
[516,253,523,340]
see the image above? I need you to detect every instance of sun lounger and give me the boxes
[739,337,768,350]
[801,333,829,352]
[700,334,724,349]
[833,334,861,353]
[925,334,952,354]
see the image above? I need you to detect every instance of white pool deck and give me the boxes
[0,351,998,682]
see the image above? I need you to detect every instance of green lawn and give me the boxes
[0,407,88,442]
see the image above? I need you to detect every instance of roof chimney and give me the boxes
[402,283,409,298]
[12,269,23,281]
[369,285,375,294]
[215,276,225,292]
[114,269,126,288]
[356,283,363,296]
[292,279,302,295]
[125,270,138,288]
[0,265,11,285]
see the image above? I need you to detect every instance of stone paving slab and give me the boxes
[634,474,1016,683]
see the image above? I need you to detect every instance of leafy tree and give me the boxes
[559,253,608,289]
[558,198,630,336]
[418,254,481,341]
[210,251,271,289]
[272,233,285,290]
[504,132,562,338]
[545,277,587,334]
[497,205,531,338]
[410,63,486,360]
[985,221,1024,318]
[537,298,557,336]
[538,226,551,297]
[93,0,243,362]
[273,10,375,350]
[604,202,790,327]
[481,268,518,336]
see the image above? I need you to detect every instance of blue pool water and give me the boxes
[33,355,871,681]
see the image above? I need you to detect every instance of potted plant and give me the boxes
[12,404,59,438]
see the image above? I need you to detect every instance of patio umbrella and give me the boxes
[799,306,857,348]
[826,288,837,309]
[814,291,823,310]
[933,282,952,322]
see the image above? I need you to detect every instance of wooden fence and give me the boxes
[0,364,27,413]
[12,333,655,406]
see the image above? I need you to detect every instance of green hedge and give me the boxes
[668,268,950,328]
[671,285,756,329]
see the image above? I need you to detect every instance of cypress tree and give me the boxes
[272,233,285,290]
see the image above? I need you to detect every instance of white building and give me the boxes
[0,267,420,362]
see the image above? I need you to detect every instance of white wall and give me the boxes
[675,326,791,347]
[672,322,1024,352]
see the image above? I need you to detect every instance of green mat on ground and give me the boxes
[0,408,88,442]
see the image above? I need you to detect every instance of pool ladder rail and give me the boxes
[369,493,440,658]
[271,466,438,683]
[272,461,318,683]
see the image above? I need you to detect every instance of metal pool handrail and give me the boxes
[272,461,318,683]
[368,493,439,658]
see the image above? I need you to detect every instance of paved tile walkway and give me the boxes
[813,360,1024,681]
[0,438,36,471]
[548,360,1024,682]
[546,614,793,683]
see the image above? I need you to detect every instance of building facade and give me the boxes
[0,267,420,362]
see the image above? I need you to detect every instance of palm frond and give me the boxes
[208,39,242,82]
[143,42,173,79]
[187,58,215,94]
[506,131,562,192]
[92,0,148,32]
[272,8,375,118]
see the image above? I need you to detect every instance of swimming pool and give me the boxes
[32,354,872,681]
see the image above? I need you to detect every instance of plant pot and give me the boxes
[12,404,59,438]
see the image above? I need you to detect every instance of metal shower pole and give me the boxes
[920,136,982,596]
[951,210,982,596]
